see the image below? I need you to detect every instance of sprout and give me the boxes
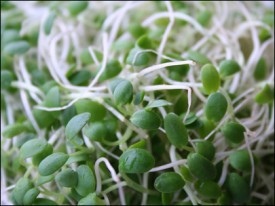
[38,153,69,176]
[204,92,228,122]
[154,172,185,193]
[164,113,188,149]
[119,148,155,173]
[200,63,220,94]
[75,165,96,196]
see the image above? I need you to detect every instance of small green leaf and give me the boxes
[188,51,211,65]
[205,92,227,122]
[75,165,96,196]
[194,180,221,199]
[113,79,133,105]
[154,172,185,193]
[221,122,245,144]
[229,149,252,172]
[126,47,151,66]
[38,152,69,176]
[2,123,30,138]
[36,175,54,186]
[98,59,122,82]
[187,153,216,181]
[130,110,161,130]
[78,193,105,205]
[219,60,241,79]
[1,70,14,90]
[19,138,48,159]
[164,113,188,149]
[65,112,91,140]
[128,23,147,39]
[44,11,56,35]
[253,57,267,81]
[226,173,250,204]
[119,148,155,173]
[3,41,30,55]
[11,178,33,205]
[136,35,153,49]
[129,139,146,149]
[254,84,274,104]
[133,91,145,105]
[146,99,172,109]
[55,168,78,188]
[201,63,220,94]
[74,99,106,122]
[32,143,53,166]
[196,140,215,161]
[67,1,88,16]
[23,188,40,205]
[197,10,212,27]
[84,122,107,142]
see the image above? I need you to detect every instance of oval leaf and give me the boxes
[65,112,91,140]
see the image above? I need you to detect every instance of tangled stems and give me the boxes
[1,1,274,205]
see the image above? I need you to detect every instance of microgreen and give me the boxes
[75,165,96,196]
[221,121,245,144]
[164,113,188,149]
[119,148,155,173]
[65,112,91,140]
[219,59,241,79]
[154,172,185,193]
[55,168,78,188]
[200,63,220,94]
[130,109,161,130]
[226,173,250,204]
[187,153,216,181]
[38,152,69,176]
[19,138,48,159]
[205,92,228,122]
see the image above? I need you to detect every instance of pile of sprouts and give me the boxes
[1,1,274,205]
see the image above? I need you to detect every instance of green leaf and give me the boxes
[19,138,48,159]
[67,1,88,16]
[55,168,78,188]
[44,11,56,35]
[205,92,227,122]
[194,180,221,199]
[229,149,252,172]
[2,123,30,138]
[74,99,106,122]
[201,63,220,94]
[11,178,33,205]
[65,112,91,140]
[187,153,216,181]
[38,152,69,176]
[226,173,250,204]
[119,148,155,173]
[113,79,133,105]
[130,110,161,130]
[254,84,274,104]
[75,165,96,196]
[164,113,188,149]
[146,99,172,109]
[3,41,30,55]
[78,193,105,205]
[219,60,241,79]
[188,51,210,65]
[154,172,185,193]
[23,188,40,205]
